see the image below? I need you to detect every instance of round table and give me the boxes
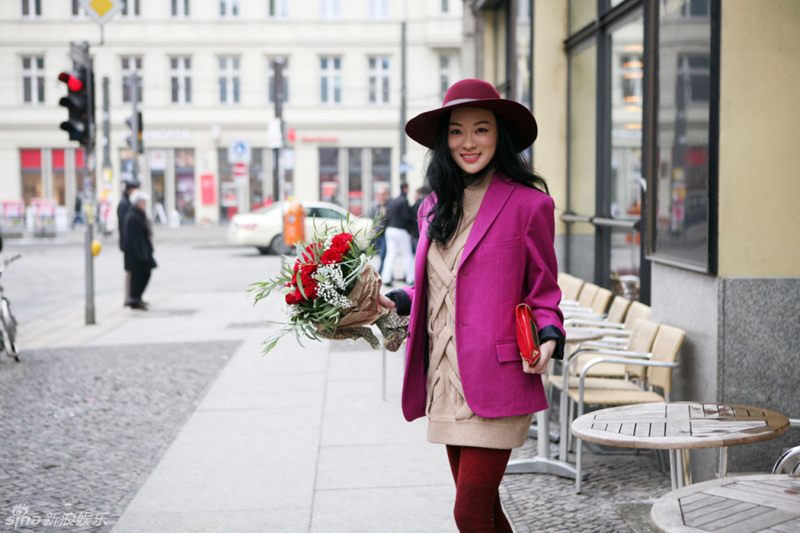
[650,474,800,533]
[571,402,790,490]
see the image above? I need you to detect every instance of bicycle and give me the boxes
[0,254,21,362]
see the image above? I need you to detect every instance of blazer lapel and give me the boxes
[460,174,515,267]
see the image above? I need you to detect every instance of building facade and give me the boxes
[468,0,800,480]
[0,0,464,229]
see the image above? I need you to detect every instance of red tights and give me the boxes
[446,445,513,533]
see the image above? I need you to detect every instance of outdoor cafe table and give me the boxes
[505,327,605,479]
[649,474,800,533]
[571,402,790,490]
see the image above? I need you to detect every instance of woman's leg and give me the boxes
[447,445,513,533]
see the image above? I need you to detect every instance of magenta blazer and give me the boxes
[401,173,564,421]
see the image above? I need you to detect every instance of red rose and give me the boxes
[285,288,302,305]
[332,233,353,247]
[321,248,343,264]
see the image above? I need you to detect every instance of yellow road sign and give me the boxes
[79,0,121,26]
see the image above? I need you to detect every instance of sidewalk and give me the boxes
[19,271,460,532]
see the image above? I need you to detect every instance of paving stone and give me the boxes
[0,341,236,532]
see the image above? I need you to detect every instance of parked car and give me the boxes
[227,201,373,255]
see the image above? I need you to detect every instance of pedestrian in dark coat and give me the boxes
[117,180,140,251]
[118,180,140,305]
[381,183,415,286]
[124,190,157,310]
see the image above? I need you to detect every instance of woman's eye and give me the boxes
[449,129,461,135]
[476,127,489,133]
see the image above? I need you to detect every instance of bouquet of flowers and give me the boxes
[250,223,408,354]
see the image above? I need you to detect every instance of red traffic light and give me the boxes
[58,72,84,92]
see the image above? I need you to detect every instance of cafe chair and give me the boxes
[561,282,599,310]
[571,325,686,492]
[562,288,614,320]
[772,445,800,475]
[554,319,661,457]
[558,273,584,303]
[565,301,652,349]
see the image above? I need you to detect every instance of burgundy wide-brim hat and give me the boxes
[405,79,537,152]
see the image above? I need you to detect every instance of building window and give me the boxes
[319,148,340,204]
[171,0,190,18]
[21,56,45,105]
[121,57,143,103]
[682,0,710,18]
[320,0,340,19]
[120,0,140,17]
[21,0,41,17]
[320,57,341,104]
[268,0,288,18]
[170,57,192,105]
[71,0,88,17]
[369,0,390,19]
[175,148,195,222]
[678,55,711,103]
[368,57,391,105]
[621,54,643,104]
[219,56,241,104]
[440,0,449,15]
[439,55,451,101]
[268,58,289,104]
[219,0,239,18]
[20,149,42,206]
[371,148,391,211]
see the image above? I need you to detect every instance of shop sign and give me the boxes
[201,174,216,205]
[301,135,339,143]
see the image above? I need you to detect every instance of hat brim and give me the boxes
[405,98,537,152]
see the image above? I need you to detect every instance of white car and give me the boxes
[227,201,373,255]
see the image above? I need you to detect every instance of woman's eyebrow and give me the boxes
[449,120,492,126]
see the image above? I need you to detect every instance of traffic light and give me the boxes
[58,67,93,147]
[125,111,144,154]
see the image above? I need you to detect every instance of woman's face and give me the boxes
[447,107,497,174]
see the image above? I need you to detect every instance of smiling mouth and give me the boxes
[461,153,480,162]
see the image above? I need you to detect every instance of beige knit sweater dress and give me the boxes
[425,176,533,450]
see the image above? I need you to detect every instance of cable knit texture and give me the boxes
[425,175,533,449]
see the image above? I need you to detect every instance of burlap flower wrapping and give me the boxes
[316,265,409,351]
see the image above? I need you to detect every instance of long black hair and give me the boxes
[422,110,549,246]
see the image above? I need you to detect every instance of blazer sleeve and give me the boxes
[523,195,565,358]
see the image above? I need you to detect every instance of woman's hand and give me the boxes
[522,339,556,375]
[379,294,396,312]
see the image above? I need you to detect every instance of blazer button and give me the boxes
[459,324,469,327]
[459,272,468,276]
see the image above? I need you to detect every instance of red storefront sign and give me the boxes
[200,174,216,205]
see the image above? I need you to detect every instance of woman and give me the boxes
[124,190,157,310]
[380,79,565,532]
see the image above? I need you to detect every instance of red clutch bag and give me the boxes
[515,303,541,366]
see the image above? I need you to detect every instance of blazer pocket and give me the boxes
[496,341,521,363]
[482,236,521,251]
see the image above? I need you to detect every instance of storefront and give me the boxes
[473,0,800,480]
